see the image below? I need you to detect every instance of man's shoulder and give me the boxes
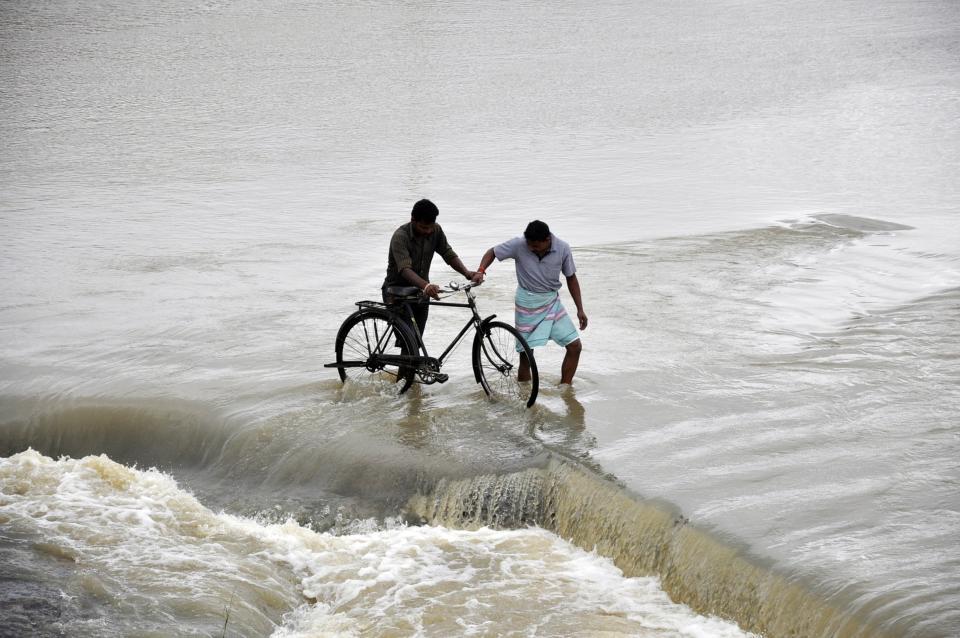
[391,222,412,239]
[551,235,572,254]
[494,235,524,256]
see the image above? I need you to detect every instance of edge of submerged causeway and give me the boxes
[407,454,896,638]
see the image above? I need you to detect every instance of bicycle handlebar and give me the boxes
[440,280,481,293]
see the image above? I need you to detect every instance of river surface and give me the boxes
[2,0,959,636]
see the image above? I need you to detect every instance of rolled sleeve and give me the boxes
[561,249,576,277]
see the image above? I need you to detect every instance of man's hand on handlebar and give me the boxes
[423,283,441,299]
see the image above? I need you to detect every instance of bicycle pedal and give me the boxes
[435,373,449,383]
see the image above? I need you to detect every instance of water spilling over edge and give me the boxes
[1,449,756,637]
[408,456,902,638]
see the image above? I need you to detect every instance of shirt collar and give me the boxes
[526,236,555,258]
[406,222,439,240]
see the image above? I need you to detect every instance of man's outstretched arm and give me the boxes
[446,256,478,282]
[472,248,496,283]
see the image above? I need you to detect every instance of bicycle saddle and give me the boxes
[384,286,421,303]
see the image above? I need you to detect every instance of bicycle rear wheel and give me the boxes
[335,308,417,394]
[473,321,539,407]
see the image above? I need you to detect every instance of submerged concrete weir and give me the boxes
[408,455,894,638]
[0,398,916,635]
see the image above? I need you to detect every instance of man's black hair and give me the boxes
[524,220,551,242]
[411,199,439,223]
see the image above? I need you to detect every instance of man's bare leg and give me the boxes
[560,339,582,385]
[518,351,532,382]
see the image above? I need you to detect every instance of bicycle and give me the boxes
[324,282,539,407]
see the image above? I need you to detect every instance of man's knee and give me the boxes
[566,339,582,355]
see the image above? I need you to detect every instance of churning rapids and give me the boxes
[2,0,959,636]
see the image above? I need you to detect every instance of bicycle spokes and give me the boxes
[336,311,416,394]
[474,321,538,407]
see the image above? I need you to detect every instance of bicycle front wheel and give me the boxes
[473,321,539,407]
[335,308,417,394]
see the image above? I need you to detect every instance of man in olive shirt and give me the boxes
[383,199,480,339]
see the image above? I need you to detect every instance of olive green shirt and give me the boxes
[383,222,458,287]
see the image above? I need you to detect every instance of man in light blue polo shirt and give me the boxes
[475,220,588,385]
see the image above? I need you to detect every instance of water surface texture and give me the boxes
[2,0,959,636]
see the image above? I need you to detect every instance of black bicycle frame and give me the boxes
[398,292,490,366]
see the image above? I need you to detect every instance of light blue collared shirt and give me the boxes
[493,234,576,293]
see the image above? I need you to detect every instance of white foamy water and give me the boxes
[2,0,959,635]
[0,450,754,637]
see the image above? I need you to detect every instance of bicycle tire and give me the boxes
[334,308,417,394]
[473,321,539,407]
